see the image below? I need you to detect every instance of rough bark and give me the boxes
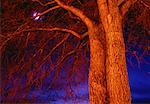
[106,2,131,103]
[97,0,131,103]
[88,25,107,104]
[105,12,131,104]
[106,32,131,104]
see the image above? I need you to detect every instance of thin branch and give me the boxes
[32,0,56,6]
[41,34,70,68]
[81,32,88,39]
[54,40,81,69]
[18,32,61,72]
[118,0,126,6]
[19,33,70,72]
[42,36,87,77]
[68,12,80,21]
[26,27,82,38]
[140,0,150,9]
[38,6,60,16]
[53,35,88,69]
[0,35,7,39]
[4,27,82,39]
[119,0,138,16]
[54,0,94,29]
[0,17,32,50]
[48,39,88,84]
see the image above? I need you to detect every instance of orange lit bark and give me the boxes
[88,25,107,104]
[97,0,131,103]
[106,10,131,104]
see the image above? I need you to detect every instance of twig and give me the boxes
[140,0,150,9]
[32,0,56,6]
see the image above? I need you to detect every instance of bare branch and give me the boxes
[38,34,70,70]
[26,27,82,38]
[0,34,7,39]
[118,0,125,6]
[119,0,138,16]
[33,0,94,28]
[0,27,83,55]
[39,6,60,16]
[19,33,70,72]
[54,40,81,68]
[140,0,150,9]
[81,32,88,39]
[54,0,94,29]
[32,0,56,6]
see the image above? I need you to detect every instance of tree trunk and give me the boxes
[88,25,107,104]
[106,13,130,104]
[96,0,131,103]
[105,5,131,104]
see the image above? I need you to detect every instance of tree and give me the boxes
[1,0,148,103]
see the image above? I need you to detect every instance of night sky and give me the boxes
[1,0,150,103]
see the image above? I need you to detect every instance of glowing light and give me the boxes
[35,16,40,20]
[33,12,37,17]
[33,12,40,20]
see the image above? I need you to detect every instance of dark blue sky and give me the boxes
[127,57,150,103]
[22,54,150,104]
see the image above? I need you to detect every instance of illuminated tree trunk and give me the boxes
[105,12,131,104]
[88,25,107,104]
[97,0,131,103]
